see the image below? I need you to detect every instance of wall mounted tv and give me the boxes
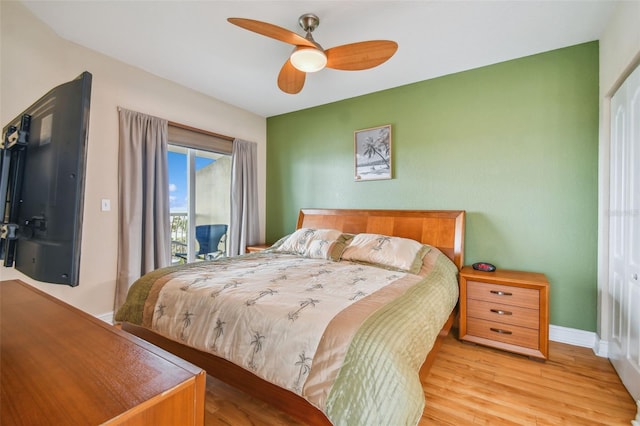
[1,71,92,286]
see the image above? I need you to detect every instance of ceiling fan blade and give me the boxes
[228,18,316,48]
[278,59,306,94]
[325,40,398,71]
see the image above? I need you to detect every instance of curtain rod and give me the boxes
[168,121,235,142]
[117,107,235,142]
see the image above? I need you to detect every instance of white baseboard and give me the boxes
[96,311,114,325]
[593,336,609,358]
[632,400,640,426]
[549,324,607,357]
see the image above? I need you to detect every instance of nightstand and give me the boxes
[458,266,549,360]
[246,244,271,253]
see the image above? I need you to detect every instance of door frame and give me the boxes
[598,57,640,404]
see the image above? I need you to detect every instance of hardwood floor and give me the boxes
[421,333,635,425]
[204,332,637,425]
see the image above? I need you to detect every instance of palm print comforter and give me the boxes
[116,248,458,425]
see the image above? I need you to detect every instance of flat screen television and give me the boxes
[1,71,92,286]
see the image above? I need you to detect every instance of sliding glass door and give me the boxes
[168,145,231,264]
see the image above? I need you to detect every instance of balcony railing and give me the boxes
[170,212,188,264]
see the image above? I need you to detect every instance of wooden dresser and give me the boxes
[458,267,549,360]
[0,279,206,425]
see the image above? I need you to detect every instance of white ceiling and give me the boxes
[21,0,616,117]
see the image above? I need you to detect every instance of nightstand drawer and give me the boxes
[467,299,539,329]
[467,281,539,309]
[467,318,539,350]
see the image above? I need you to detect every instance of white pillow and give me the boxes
[340,233,431,274]
[273,228,350,261]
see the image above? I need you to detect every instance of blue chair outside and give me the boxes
[195,224,228,260]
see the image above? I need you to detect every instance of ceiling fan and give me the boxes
[227,14,398,94]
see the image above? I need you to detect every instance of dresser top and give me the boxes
[1,279,202,425]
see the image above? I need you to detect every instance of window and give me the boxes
[167,124,232,264]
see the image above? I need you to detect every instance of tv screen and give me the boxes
[1,72,92,286]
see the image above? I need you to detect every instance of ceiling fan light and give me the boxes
[290,48,327,73]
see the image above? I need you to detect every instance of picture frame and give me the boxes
[354,124,392,181]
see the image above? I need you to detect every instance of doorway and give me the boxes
[608,62,640,402]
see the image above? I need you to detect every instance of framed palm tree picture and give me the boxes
[354,124,392,181]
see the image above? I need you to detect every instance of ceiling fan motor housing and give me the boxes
[298,13,320,33]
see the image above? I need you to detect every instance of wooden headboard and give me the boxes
[297,209,465,270]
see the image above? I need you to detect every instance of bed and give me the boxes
[116,208,465,425]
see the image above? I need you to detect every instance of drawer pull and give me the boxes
[490,290,512,296]
[490,309,512,315]
[490,327,513,335]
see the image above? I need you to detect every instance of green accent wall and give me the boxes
[266,42,599,331]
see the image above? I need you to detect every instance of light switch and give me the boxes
[101,199,111,212]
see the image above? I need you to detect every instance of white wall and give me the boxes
[196,156,232,229]
[0,2,266,317]
[596,0,640,352]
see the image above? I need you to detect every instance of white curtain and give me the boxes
[229,139,259,256]
[115,108,170,310]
